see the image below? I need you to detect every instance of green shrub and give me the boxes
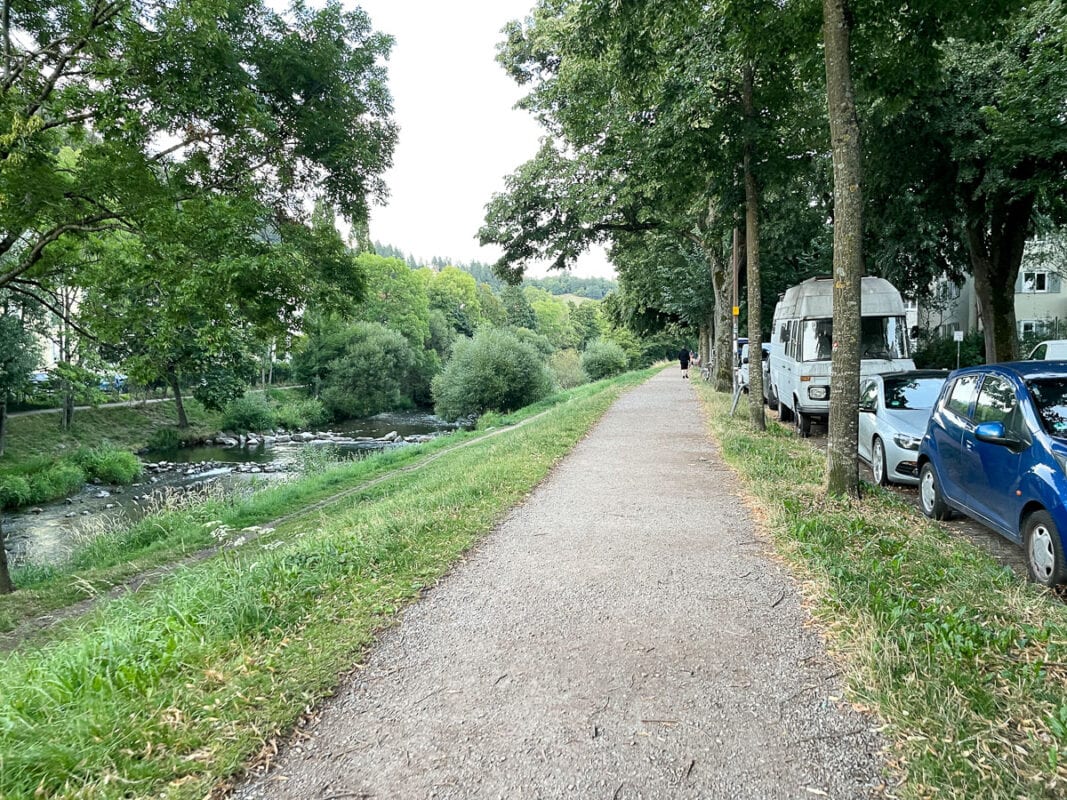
[581,339,629,380]
[913,330,985,370]
[319,322,419,419]
[0,475,31,510]
[273,398,328,431]
[41,462,89,496]
[431,328,554,421]
[73,446,141,485]
[549,349,588,389]
[222,395,275,434]
[146,427,182,450]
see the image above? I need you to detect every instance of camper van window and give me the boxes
[801,319,834,362]
[860,315,909,360]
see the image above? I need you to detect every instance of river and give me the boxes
[2,411,461,568]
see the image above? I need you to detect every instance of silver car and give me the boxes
[858,370,948,486]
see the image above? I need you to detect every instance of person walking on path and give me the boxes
[234,368,885,799]
[678,346,691,378]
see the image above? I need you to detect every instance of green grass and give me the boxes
[3,400,221,462]
[0,369,654,799]
[693,382,1067,800]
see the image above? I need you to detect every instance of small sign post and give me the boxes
[954,330,964,370]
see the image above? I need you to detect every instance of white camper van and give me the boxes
[768,276,915,436]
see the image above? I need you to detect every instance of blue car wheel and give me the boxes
[1024,511,1067,588]
[919,463,951,521]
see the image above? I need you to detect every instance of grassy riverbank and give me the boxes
[693,384,1067,799]
[0,369,653,799]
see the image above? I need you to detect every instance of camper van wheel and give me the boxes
[778,399,793,423]
[766,384,779,411]
[795,405,811,438]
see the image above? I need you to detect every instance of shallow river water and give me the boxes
[2,411,459,568]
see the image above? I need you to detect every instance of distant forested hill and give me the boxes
[371,243,617,299]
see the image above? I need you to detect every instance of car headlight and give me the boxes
[893,433,922,451]
[807,386,829,401]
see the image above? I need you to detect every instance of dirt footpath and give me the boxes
[233,369,886,799]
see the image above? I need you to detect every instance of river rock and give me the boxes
[275,434,291,443]
[298,432,316,442]
[94,490,110,499]
[30,507,43,514]
[381,431,399,442]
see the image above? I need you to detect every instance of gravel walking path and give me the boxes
[234,369,886,799]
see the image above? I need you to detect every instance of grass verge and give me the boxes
[0,369,653,799]
[693,382,1067,800]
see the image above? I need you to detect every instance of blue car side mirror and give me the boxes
[975,421,1027,451]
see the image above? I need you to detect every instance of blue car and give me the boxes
[917,361,1067,588]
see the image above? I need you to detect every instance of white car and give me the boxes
[858,370,948,486]
[735,342,770,395]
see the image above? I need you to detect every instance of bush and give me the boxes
[147,427,182,450]
[431,328,554,421]
[0,475,31,510]
[319,323,419,419]
[27,462,87,500]
[913,331,985,370]
[73,446,141,484]
[222,395,275,434]
[273,398,328,431]
[549,349,588,389]
[581,339,629,380]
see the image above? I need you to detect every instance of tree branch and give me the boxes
[0,215,124,289]
[5,280,98,340]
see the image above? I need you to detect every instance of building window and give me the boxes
[1020,320,1045,337]
[1023,271,1049,293]
[903,299,918,311]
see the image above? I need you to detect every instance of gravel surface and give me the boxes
[233,369,886,799]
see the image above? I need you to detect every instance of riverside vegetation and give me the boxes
[0,369,654,799]
[0,388,323,512]
[692,381,1067,800]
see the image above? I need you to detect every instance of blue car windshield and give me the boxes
[1027,378,1067,436]
[883,376,944,410]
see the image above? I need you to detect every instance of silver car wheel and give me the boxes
[872,438,887,486]
[920,467,936,514]
[1029,522,1056,581]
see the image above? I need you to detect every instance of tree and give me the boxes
[0,0,396,332]
[80,199,363,427]
[319,323,419,419]
[0,313,38,456]
[426,266,483,336]
[351,253,432,348]
[821,0,865,496]
[501,284,537,329]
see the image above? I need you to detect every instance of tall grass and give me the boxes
[692,381,1067,799]
[0,369,654,799]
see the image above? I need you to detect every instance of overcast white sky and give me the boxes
[351,0,614,279]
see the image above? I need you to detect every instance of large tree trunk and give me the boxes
[742,63,766,431]
[699,324,710,370]
[0,398,6,458]
[702,198,734,392]
[167,371,190,429]
[0,519,13,594]
[823,0,864,498]
[966,189,1035,363]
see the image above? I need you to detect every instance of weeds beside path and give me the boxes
[693,381,1067,799]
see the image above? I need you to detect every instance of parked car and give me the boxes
[858,370,948,486]
[735,342,771,395]
[917,361,1067,587]
[1027,340,1067,360]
